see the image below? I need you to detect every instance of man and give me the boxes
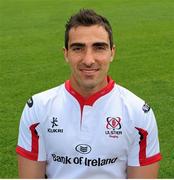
[16,9,162,178]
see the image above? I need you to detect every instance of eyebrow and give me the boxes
[69,43,85,49]
[69,42,109,49]
[92,42,109,48]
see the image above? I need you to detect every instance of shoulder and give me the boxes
[116,84,145,108]
[115,84,153,125]
[33,83,65,104]
[23,83,66,124]
[26,83,65,110]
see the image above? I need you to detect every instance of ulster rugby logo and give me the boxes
[105,117,122,138]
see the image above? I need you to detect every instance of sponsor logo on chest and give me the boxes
[51,153,118,167]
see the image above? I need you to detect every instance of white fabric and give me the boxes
[16,82,161,178]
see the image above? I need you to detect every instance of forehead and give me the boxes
[68,25,110,45]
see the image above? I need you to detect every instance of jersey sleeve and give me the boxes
[128,107,162,166]
[16,97,46,161]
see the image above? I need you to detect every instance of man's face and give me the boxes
[64,25,115,92]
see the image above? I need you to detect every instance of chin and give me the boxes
[81,81,97,90]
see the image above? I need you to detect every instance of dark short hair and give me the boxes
[65,9,113,49]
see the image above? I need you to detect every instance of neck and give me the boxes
[69,76,108,99]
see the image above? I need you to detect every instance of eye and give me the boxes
[97,46,106,50]
[72,46,84,52]
[94,45,107,51]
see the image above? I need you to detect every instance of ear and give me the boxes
[63,47,69,63]
[110,45,116,62]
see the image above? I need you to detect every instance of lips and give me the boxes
[80,68,99,75]
[80,68,99,71]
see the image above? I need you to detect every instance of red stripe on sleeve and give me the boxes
[16,123,40,161]
[135,127,162,166]
[140,153,162,166]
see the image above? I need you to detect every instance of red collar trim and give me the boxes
[65,76,115,107]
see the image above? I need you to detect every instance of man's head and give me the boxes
[65,9,113,50]
[64,9,115,96]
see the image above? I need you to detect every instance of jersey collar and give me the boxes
[65,76,115,107]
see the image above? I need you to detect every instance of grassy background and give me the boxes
[0,0,174,178]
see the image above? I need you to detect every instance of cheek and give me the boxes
[96,52,112,62]
[67,54,80,65]
[68,52,82,60]
[98,56,111,67]
[100,59,111,73]
[68,60,80,74]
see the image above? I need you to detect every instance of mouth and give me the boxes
[80,68,99,75]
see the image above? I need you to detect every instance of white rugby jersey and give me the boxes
[16,77,162,178]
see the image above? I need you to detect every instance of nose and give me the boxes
[82,48,95,66]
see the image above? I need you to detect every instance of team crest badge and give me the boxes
[105,117,122,138]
